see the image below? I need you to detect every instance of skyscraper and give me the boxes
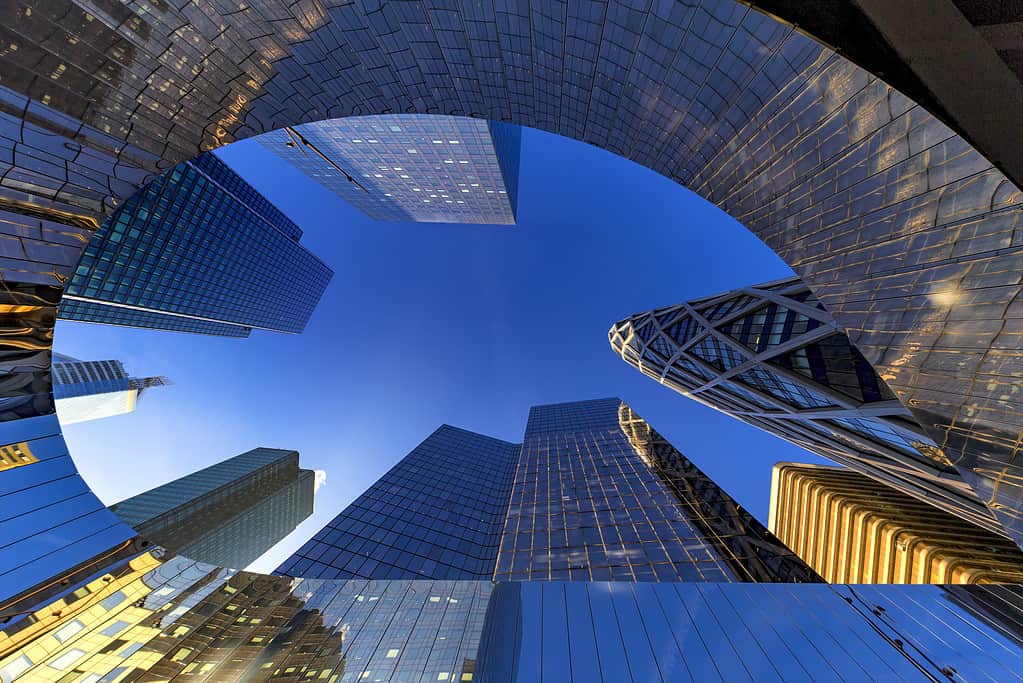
[278,398,819,583]
[769,462,1023,584]
[609,277,1004,538]
[276,426,519,581]
[51,353,168,425]
[58,153,333,338]
[258,115,520,224]
[109,448,314,569]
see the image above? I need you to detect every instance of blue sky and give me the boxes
[56,124,829,573]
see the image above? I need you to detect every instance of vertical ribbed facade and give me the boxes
[769,462,1023,583]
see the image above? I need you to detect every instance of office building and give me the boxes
[109,448,314,569]
[769,462,1023,584]
[258,115,520,224]
[58,153,333,337]
[51,353,168,425]
[277,426,519,581]
[278,398,819,583]
[609,277,1004,537]
[4,550,1023,682]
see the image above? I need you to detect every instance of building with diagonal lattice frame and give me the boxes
[609,277,1003,539]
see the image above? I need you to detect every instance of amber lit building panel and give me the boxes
[769,463,1023,584]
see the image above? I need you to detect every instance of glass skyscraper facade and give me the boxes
[279,398,818,584]
[109,448,314,569]
[4,550,1023,682]
[51,353,168,425]
[276,426,519,581]
[59,153,333,337]
[609,277,1004,538]
[258,115,520,224]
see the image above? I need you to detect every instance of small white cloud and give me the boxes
[314,469,328,493]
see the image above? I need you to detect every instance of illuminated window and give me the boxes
[48,648,86,670]
[53,619,84,643]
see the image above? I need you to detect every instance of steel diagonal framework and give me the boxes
[610,276,1003,536]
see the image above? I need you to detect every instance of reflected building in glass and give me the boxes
[52,353,168,425]
[58,153,333,338]
[0,552,489,683]
[769,462,1023,584]
[609,277,1004,538]
[258,116,520,224]
[109,448,314,569]
[278,398,818,583]
[3,549,1023,682]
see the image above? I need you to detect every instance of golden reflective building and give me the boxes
[769,463,1023,584]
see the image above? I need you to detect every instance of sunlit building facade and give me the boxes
[3,549,1023,682]
[0,551,489,683]
[51,353,168,425]
[109,448,314,569]
[279,398,818,583]
[609,277,1004,537]
[258,116,520,224]
[769,462,1023,584]
[59,153,333,337]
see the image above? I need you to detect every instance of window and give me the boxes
[48,648,86,670]
[53,619,84,643]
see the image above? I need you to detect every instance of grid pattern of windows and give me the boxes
[52,354,166,400]
[6,551,1023,682]
[497,398,818,583]
[61,153,332,336]
[58,298,253,337]
[259,116,519,224]
[189,152,304,241]
[610,277,1003,538]
[51,356,130,399]
[109,448,314,568]
[276,427,520,580]
[476,583,1023,682]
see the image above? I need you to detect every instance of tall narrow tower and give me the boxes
[110,448,315,568]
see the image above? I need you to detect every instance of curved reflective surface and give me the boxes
[0,0,1022,678]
